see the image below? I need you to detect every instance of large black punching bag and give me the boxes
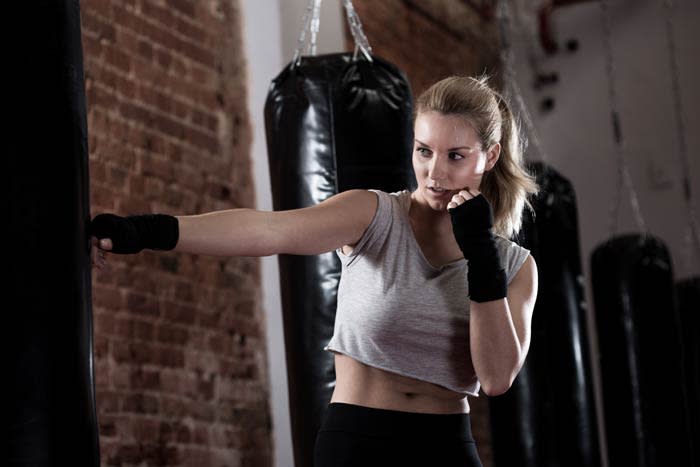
[489,161,601,467]
[592,235,693,466]
[677,276,700,467]
[263,2,414,466]
[6,2,99,467]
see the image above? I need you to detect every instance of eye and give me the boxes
[449,152,465,160]
[416,147,431,156]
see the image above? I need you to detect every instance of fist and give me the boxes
[91,236,113,270]
[447,187,480,210]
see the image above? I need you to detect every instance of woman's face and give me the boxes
[412,111,500,212]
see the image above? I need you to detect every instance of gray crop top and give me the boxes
[323,189,531,396]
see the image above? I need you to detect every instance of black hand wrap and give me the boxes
[89,213,179,254]
[449,194,507,303]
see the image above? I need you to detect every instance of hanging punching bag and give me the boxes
[676,276,699,467]
[264,2,413,466]
[591,235,693,467]
[6,2,99,466]
[489,161,601,467]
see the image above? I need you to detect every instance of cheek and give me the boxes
[412,155,426,173]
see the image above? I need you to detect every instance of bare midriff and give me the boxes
[329,352,471,414]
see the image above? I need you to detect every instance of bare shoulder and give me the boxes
[509,254,538,309]
[512,254,537,285]
[326,189,378,217]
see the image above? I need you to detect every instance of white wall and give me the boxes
[509,1,699,466]
[511,0,699,277]
[240,1,344,466]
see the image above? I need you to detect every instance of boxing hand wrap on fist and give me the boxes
[448,194,507,303]
[89,213,179,254]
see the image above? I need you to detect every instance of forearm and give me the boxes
[175,208,275,257]
[469,298,522,396]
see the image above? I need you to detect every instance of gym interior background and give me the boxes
[10,1,697,466]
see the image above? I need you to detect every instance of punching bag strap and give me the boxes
[292,0,373,68]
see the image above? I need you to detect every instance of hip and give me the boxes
[314,402,482,467]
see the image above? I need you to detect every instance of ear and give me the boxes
[486,142,501,170]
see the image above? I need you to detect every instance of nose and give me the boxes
[428,155,448,182]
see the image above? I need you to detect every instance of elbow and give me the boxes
[481,379,512,397]
[477,349,524,396]
[480,368,519,396]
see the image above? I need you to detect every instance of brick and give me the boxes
[113,443,141,464]
[130,367,160,390]
[189,400,216,422]
[97,390,121,413]
[158,346,185,368]
[141,1,176,30]
[141,153,176,182]
[104,46,132,73]
[161,396,187,418]
[166,0,195,18]
[93,284,122,310]
[156,48,173,69]
[123,393,159,413]
[112,364,131,388]
[93,335,109,359]
[163,302,196,325]
[125,290,160,317]
[156,323,189,345]
[99,414,118,437]
[82,10,116,42]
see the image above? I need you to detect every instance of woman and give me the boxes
[91,75,539,466]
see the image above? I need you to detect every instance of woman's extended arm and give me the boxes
[92,189,378,262]
[469,254,538,396]
[174,189,378,257]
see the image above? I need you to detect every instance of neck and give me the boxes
[409,191,452,232]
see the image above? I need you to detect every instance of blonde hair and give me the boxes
[414,75,539,239]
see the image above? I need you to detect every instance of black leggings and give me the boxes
[314,402,483,467]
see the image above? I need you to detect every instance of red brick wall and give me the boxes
[347,1,502,465]
[82,1,272,465]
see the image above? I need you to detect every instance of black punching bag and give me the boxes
[264,15,414,467]
[592,235,693,466]
[677,276,700,467]
[6,2,99,467]
[489,161,601,467]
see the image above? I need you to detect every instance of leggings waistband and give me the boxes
[320,402,474,442]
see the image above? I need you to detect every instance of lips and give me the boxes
[427,186,451,198]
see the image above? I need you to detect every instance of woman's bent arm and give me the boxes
[469,254,538,396]
[174,189,378,257]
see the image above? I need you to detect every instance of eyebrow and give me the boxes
[414,139,473,151]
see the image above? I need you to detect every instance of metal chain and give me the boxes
[496,0,551,167]
[293,0,372,67]
[343,0,373,61]
[662,0,700,265]
[293,0,322,67]
[600,0,648,236]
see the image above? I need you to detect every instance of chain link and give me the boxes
[496,0,552,169]
[293,0,372,67]
[343,0,373,61]
[293,0,321,67]
[600,0,648,237]
[662,0,700,267]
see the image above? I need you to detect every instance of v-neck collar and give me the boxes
[402,191,466,272]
